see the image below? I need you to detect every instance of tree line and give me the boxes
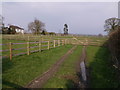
[104,17,120,70]
[1,16,68,35]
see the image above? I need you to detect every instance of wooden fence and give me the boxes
[2,35,72,42]
[1,38,103,60]
[1,39,67,60]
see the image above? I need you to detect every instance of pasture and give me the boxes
[1,34,117,88]
[2,45,73,88]
[1,34,107,59]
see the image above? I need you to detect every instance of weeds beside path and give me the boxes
[86,46,120,88]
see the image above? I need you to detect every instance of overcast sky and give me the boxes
[2,2,118,35]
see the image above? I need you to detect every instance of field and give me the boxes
[1,34,119,88]
[2,45,73,88]
[1,34,107,59]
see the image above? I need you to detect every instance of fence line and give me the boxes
[1,38,102,60]
[1,39,66,60]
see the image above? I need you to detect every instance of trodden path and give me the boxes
[25,45,77,88]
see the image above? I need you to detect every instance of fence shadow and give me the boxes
[2,80,24,88]
[2,58,14,73]
[2,58,21,88]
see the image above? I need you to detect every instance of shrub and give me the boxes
[108,27,120,68]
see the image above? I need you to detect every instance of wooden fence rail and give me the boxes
[1,38,102,60]
[1,39,66,60]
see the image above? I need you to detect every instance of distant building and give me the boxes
[9,25,24,34]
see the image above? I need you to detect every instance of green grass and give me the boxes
[1,35,107,57]
[2,40,28,57]
[2,39,61,57]
[0,35,2,89]
[43,46,82,88]
[86,46,119,88]
[2,34,73,42]
[0,61,1,89]
[2,45,73,88]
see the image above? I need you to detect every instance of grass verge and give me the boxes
[86,46,119,88]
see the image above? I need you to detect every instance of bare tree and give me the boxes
[0,15,4,29]
[104,18,120,34]
[28,19,45,35]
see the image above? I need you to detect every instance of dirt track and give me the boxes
[25,45,77,88]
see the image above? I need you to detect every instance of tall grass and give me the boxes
[86,46,119,88]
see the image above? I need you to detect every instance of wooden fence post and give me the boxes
[48,41,49,50]
[62,40,64,45]
[71,39,72,45]
[97,40,100,46]
[57,40,59,46]
[62,40,63,45]
[9,42,12,60]
[27,42,30,55]
[28,36,29,41]
[67,39,69,44]
[58,40,60,46]
[54,40,55,48]
[39,41,41,52]
[86,39,88,46]
[65,39,67,45]
[64,39,66,45]
[41,37,43,42]
[98,41,100,46]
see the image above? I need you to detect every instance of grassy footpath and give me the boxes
[2,45,73,88]
[86,46,119,88]
[43,46,82,88]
